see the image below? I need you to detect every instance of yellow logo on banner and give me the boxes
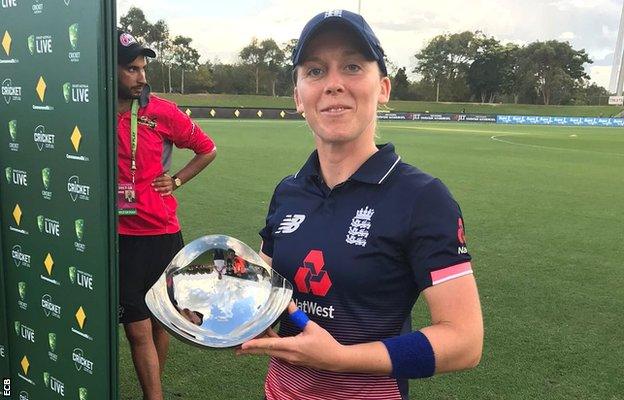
[2,31,11,56]
[257,110,263,118]
[13,204,22,225]
[75,306,86,329]
[44,253,54,275]
[185,108,191,116]
[36,76,47,102]
[21,355,30,374]
[70,126,82,151]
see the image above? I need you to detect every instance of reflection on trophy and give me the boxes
[146,235,293,348]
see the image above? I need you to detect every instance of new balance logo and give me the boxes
[275,214,305,234]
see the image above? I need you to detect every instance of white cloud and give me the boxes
[590,65,613,90]
[559,31,575,40]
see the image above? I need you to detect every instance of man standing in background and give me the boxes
[116,31,217,400]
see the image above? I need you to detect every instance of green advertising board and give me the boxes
[0,0,117,399]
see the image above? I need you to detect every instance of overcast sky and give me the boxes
[117,0,622,90]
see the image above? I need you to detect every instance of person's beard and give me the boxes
[118,84,143,100]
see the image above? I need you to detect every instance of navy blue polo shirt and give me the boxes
[259,143,472,400]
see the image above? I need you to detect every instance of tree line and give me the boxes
[120,7,610,106]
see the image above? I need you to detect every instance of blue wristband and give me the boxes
[289,309,309,330]
[382,331,435,379]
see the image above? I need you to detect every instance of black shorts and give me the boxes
[118,232,184,324]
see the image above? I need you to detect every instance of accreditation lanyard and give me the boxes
[130,99,138,183]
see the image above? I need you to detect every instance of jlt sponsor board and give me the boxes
[0,0,116,399]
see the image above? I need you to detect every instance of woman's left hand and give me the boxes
[236,302,347,372]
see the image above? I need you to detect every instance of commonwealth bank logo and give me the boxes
[33,76,53,111]
[2,31,10,55]
[67,125,89,161]
[1,30,18,63]
[12,203,22,225]
[10,204,30,237]
[72,306,93,341]
[35,76,46,102]
[18,355,35,385]
[40,252,60,286]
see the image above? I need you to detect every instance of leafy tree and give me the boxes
[119,7,150,41]
[391,67,410,100]
[146,19,171,92]
[240,38,286,95]
[172,36,200,94]
[414,31,499,102]
[523,40,591,105]
[185,63,214,93]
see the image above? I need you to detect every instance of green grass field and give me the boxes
[157,92,624,117]
[119,120,624,400]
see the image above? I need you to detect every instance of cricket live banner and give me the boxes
[0,0,117,399]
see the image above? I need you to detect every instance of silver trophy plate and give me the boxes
[145,235,293,348]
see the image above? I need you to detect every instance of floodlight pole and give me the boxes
[610,0,624,95]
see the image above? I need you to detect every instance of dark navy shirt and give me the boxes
[259,143,472,400]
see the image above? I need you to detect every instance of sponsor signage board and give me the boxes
[0,1,117,399]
